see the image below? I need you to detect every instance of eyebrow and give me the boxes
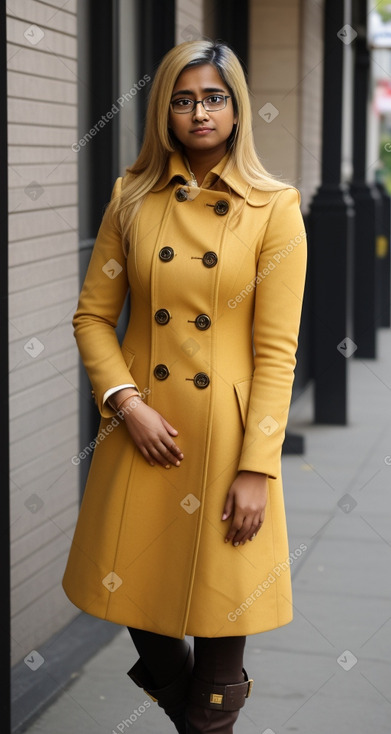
[171,87,226,97]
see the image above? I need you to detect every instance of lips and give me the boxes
[190,127,214,133]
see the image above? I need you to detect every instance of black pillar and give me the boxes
[308,0,355,425]
[349,0,381,358]
[76,0,122,495]
[210,0,249,74]
[88,0,120,233]
[374,178,391,327]
[136,0,176,140]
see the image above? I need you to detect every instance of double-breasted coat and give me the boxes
[62,149,307,638]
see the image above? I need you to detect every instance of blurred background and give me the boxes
[3,0,391,733]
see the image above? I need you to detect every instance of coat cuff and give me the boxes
[92,371,141,419]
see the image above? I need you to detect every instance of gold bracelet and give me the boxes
[116,393,141,412]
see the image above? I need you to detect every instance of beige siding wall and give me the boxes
[249,0,324,215]
[249,0,301,188]
[298,0,324,213]
[175,0,204,44]
[7,0,80,665]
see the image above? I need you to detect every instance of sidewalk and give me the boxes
[18,328,391,734]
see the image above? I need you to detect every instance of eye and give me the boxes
[205,95,224,105]
[171,98,193,108]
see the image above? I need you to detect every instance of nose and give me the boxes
[193,101,209,121]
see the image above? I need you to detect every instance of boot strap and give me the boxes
[127,646,194,705]
[188,668,253,712]
[127,658,158,701]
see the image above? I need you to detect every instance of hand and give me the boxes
[118,393,184,468]
[222,471,268,546]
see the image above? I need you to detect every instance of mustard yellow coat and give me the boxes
[62,150,307,638]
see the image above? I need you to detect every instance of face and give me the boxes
[168,63,238,156]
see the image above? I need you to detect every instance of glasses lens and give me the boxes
[203,95,226,111]
[170,95,227,113]
[171,99,194,113]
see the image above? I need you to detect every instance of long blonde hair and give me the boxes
[110,40,291,247]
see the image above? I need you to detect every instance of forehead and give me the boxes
[172,63,226,92]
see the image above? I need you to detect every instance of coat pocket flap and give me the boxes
[121,344,136,370]
[233,377,253,428]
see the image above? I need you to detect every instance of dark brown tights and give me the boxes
[127,627,246,689]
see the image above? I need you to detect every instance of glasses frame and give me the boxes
[170,94,231,115]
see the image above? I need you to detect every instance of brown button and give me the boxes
[193,372,210,389]
[155,308,170,325]
[154,364,170,380]
[195,314,211,331]
[214,200,229,215]
[202,251,218,268]
[175,188,187,202]
[159,247,174,262]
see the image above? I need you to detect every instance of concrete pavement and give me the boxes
[17,328,391,734]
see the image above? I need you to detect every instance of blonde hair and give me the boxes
[110,40,291,248]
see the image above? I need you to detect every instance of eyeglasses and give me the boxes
[170,94,231,114]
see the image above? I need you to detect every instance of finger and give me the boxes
[160,422,184,458]
[148,441,182,467]
[232,513,263,545]
[250,520,263,541]
[224,512,245,544]
[231,517,254,546]
[242,518,264,544]
[165,441,184,459]
[159,438,184,465]
[161,418,179,437]
[221,493,234,522]
[139,445,156,467]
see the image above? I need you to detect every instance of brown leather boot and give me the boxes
[127,644,194,734]
[186,668,253,733]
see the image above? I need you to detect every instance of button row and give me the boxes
[159,247,218,268]
[153,365,210,389]
[175,188,229,216]
[154,310,212,330]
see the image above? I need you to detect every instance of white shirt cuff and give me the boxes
[103,384,139,407]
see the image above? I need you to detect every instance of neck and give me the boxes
[183,145,228,186]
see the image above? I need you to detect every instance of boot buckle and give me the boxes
[144,689,158,703]
[246,678,254,698]
[210,693,223,705]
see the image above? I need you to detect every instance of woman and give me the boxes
[62,40,307,733]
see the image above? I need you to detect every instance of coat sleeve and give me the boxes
[237,187,307,479]
[72,177,140,418]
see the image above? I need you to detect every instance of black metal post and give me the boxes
[88,0,120,233]
[349,0,381,358]
[76,0,122,496]
[136,0,176,140]
[374,179,391,327]
[308,0,355,425]
[210,0,249,74]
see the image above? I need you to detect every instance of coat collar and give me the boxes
[150,149,278,207]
